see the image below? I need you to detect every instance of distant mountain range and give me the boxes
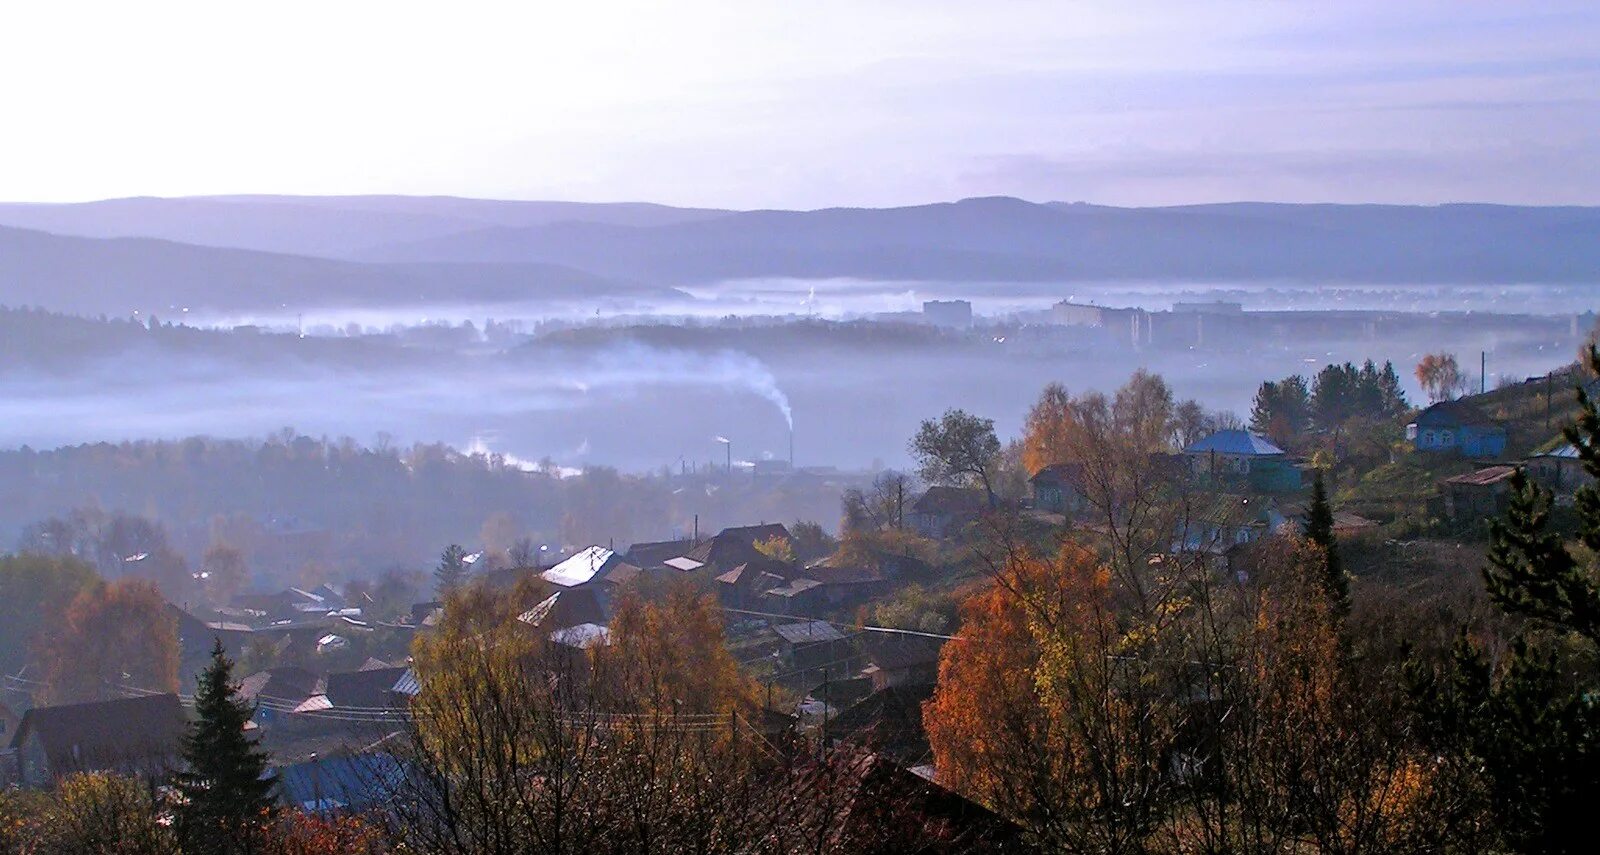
[0,195,1595,316]
[0,224,669,315]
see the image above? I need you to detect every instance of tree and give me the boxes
[434,543,469,597]
[40,578,178,704]
[787,519,836,563]
[0,553,96,678]
[1302,469,1349,620]
[1415,352,1466,403]
[1250,375,1312,445]
[841,470,911,535]
[1409,346,1600,852]
[753,534,796,563]
[177,639,277,854]
[1022,382,1074,474]
[201,542,249,606]
[910,409,1001,507]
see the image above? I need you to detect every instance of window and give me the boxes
[1442,430,1455,446]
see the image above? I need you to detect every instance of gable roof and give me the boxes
[1531,442,1583,459]
[9,694,186,766]
[275,753,406,813]
[1029,461,1086,487]
[516,587,610,632]
[542,545,620,587]
[237,666,321,706]
[860,634,945,671]
[717,523,792,546]
[1412,399,1498,429]
[1183,429,1285,456]
[324,667,410,711]
[622,538,696,569]
[910,486,988,517]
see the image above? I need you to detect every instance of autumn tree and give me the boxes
[753,534,796,563]
[910,409,1002,507]
[177,640,277,854]
[0,553,96,678]
[40,578,178,704]
[841,470,912,535]
[1416,352,1466,402]
[1022,381,1075,474]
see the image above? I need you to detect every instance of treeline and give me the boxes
[0,431,845,590]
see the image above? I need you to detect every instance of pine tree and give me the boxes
[435,543,469,596]
[1409,347,1600,852]
[1302,469,1348,619]
[177,639,276,854]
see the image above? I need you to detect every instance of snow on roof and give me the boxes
[663,556,705,572]
[541,545,614,587]
[1183,429,1285,456]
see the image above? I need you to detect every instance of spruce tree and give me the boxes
[435,543,469,596]
[177,639,276,854]
[1302,469,1348,619]
[1410,347,1600,852]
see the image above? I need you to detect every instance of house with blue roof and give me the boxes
[275,752,407,814]
[1406,400,1507,457]
[1182,430,1301,492]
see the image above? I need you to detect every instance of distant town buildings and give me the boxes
[921,299,972,329]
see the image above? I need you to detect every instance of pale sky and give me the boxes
[2,1,1596,208]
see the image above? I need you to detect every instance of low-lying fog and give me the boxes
[4,279,1591,472]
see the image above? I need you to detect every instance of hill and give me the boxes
[367,197,1600,285]
[0,225,673,315]
[0,195,727,259]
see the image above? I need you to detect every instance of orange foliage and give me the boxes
[260,811,389,854]
[602,584,758,716]
[40,578,178,704]
[1021,382,1074,475]
[924,543,1113,812]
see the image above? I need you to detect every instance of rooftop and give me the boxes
[1183,429,1285,457]
[775,620,847,644]
[541,545,616,587]
[1445,465,1520,487]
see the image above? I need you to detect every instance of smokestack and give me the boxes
[789,423,794,469]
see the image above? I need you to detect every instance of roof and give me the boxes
[9,694,186,765]
[910,486,988,517]
[788,745,1027,852]
[275,753,406,813]
[1445,465,1520,487]
[775,620,847,645]
[237,667,321,706]
[622,538,695,569]
[764,578,823,599]
[860,634,945,671]
[324,667,410,710]
[1183,429,1285,456]
[1190,493,1276,527]
[1531,442,1583,459]
[1412,399,1498,429]
[717,523,793,545]
[803,562,887,587]
[664,556,707,572]
[541,545,617,587]
[1029,461,1085,487]
[828,683,936,763]
[516,587,610,632]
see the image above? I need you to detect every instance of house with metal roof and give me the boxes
[1442,465,1520,521]
[1182,430,1301,492]
[1406,400,1508,457]
[1527,442,1593,496]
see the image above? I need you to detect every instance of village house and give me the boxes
[858,634,944,692]
[1182,429,1301,492]
[775,620,858,674]
[1407,400,1508,457]
[1174,494,1288,554]
[540,545,641,588]
[907,486,988,539]
[1029,462,1088,515]
[7,693,187,787]
[1442,465,1520,521]
[1526,442,1593,497]
[713,555,792,610]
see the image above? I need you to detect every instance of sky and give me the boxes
[2,1,1597,209]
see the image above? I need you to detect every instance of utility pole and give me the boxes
[1481,351,1487,395]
